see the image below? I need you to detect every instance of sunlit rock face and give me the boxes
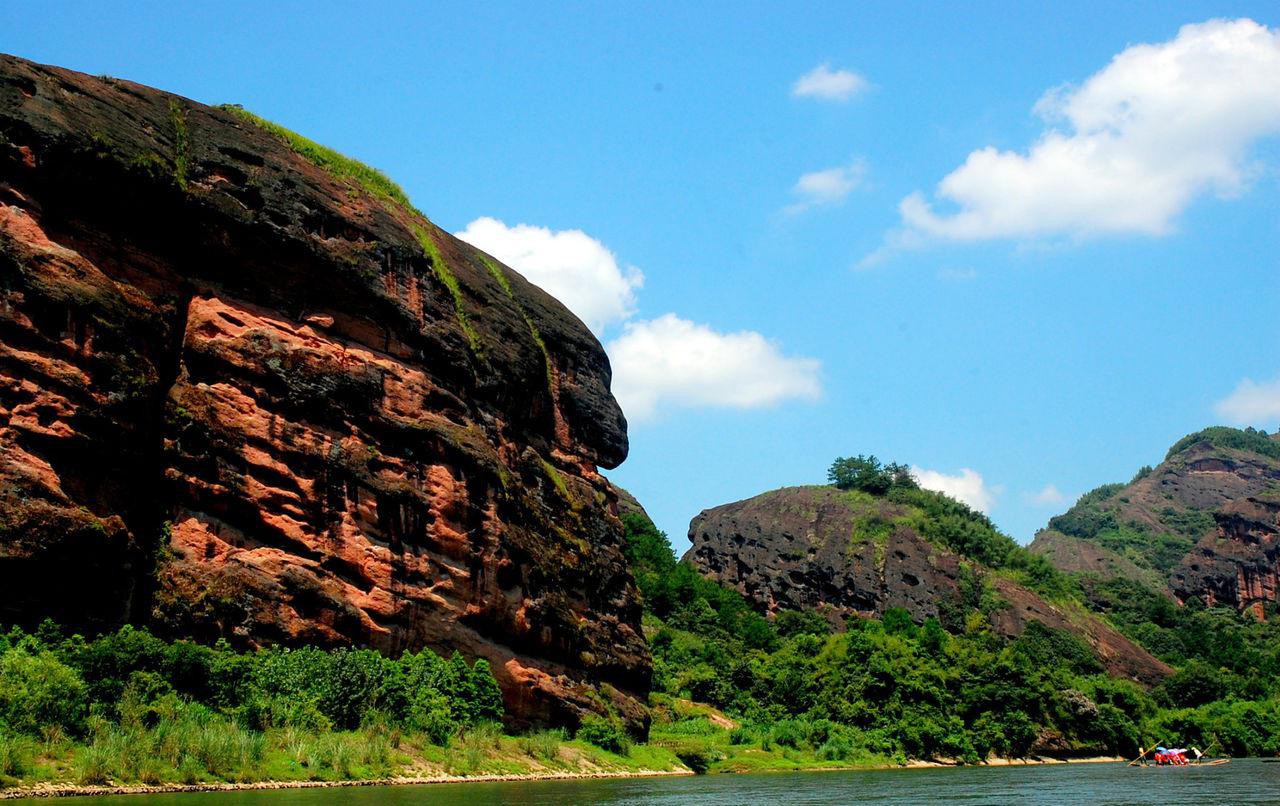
[0,54,649,735]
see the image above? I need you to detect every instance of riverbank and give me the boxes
[0,685,1133,800]
[0,768,694,800]
[0,728,695,800]
[0,753,1130,800]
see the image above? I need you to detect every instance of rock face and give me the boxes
[685,486,1170,685]
[1174,497,1280,619]
[0,55,649,734]
[1029,428,1280,616]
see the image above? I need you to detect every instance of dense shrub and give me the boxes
[828,455,915,495]
[0,621,505,756]
[576,714,631,755]
[0,732,35,779]
[1165,426,1280,462]
[623,512,776,653]
[0,646,87,736]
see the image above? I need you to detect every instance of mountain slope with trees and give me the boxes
[683,456,1168,684]
[618,447,1280,763]
[623,496,1280,764]
[1030,427,1280,616]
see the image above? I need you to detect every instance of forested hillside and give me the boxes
[627,450,1280,764]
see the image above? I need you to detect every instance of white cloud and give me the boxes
[911,467,996,514]
[883,18,1280,248]
[1029,484,1067,506]
[1214,375,1280,424]
[460,218,823,421]
[606,314,822,421]
[792,63,869,102]
[785,160,866,214]
[455,217,643,334]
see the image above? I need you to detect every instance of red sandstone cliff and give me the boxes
[0,55,649,734]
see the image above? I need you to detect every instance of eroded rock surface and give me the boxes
[1172,497,1280,619]
[685,486,1170,685]
[0,55,648,734]
[1029,431,1280,616]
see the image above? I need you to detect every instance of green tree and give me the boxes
[0,647,87,736]
[828,455,892,494]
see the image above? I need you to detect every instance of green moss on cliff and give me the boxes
[167,99,189,190]
[479,253,515,297]
[79,130,173,188]
[479,254,554,390]
[219,105,414,210]
[411,225,483,357]
[540,458,572,504]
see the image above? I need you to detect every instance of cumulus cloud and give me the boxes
[1214,375,1280,424]
[1029,484,1067,506]
[606,314,822,421]
[883,18,1280,248]
[911,467,996,514]
[785,160,867,214]
[792,63,869,102]
[459,218,823,421]
[455,217,643,334]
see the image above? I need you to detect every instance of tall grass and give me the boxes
[0,733,35,779]
[72,699,264,784]
[269,726,395,781]
[63,704,408,786]
[444,721,503,775]
[518,728,566,762]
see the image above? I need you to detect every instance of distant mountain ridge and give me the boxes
[1030,427,1280,617]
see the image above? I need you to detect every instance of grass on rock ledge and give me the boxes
[218,104,417,212]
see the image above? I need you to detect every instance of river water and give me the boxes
[15,760,1280,805]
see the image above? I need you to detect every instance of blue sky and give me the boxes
[4,1,1279,551]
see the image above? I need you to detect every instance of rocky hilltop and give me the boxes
[685,484,1170,684]
[1030,427,1280,617]
[0,55,649,733]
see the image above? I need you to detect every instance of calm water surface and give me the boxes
[17,760,1280,805]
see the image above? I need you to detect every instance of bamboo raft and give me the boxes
[1128,738,1230,768]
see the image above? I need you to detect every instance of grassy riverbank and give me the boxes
[0,716,1126,800]
[0,621,1092,798]
[0,722,695,795]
